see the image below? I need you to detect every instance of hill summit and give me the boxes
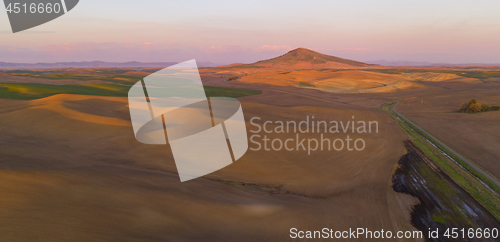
[222,47,378,70]
[255,48,368,67]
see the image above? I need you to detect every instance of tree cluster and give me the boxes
[458,99,500,113]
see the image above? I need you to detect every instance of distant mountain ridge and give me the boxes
[0,61,219,69]
[367,60,434,67]
[368,60,500,67]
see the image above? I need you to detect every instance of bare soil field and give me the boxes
[396,88,500,180]
[234,70,428,93]
[0,80,409,241]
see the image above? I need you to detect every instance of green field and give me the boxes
[203,86,262,98]
[5,72,141,85]
[298,82,314,87]
[0,83,262,100]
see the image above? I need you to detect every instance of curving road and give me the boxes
[392,101,500,188]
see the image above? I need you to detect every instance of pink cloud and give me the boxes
[37,42,124,51]
[335,47,372,53]
[253,45,293,52]
[198,45,251,53]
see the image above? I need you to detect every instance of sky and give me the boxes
[1,0,500,64]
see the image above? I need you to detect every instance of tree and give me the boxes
[458,99,485,113]
[469,103,482,112]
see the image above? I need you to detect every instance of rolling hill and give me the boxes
[229,48,379,70]
[256,48,368,66]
